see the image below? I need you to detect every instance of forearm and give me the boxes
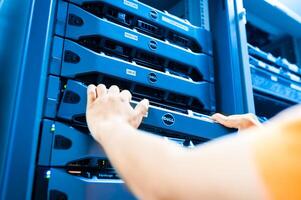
[94,119,186,199]
[94,120,267,200]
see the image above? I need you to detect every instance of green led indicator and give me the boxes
[50,124,55,132]
[46,170,51,179]
[64,84,67,89]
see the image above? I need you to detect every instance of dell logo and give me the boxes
[162,113,175,126]
[148,40,157,50]
[148,72,157,83]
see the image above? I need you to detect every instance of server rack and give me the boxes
[243,0,301,119]
[0,0,253,199]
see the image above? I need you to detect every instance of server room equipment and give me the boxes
[1,0,254,199]
[248,44,301,118]
[243,0,301,118]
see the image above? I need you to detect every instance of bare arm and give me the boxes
[86,84,268,200]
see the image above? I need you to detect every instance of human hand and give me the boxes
[211,113,261,131]
[86,84,149,140]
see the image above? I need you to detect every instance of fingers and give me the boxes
[90,85,131,102]
[87,85,97,105]
[211,113,224,121]
[96,84,107,98]
[120,90,132,102]
[211,113,239,129]
[108,85,120,95]
[212,113,262,131]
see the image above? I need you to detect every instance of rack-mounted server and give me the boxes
[248,44,301,104]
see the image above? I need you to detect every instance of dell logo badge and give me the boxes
[162,113,175,126]
[148,72,157,83]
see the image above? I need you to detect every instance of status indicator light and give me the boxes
[50,124,55,132]
[46,170,51,179]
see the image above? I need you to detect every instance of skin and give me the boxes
[86,84,268,200]
[211,113,262,131]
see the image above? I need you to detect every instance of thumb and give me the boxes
[134,99,149,118]
[87,84,97,106]
[132,99,149,128]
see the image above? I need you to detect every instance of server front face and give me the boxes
[248,42,301,119]
[35,0,231,199]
